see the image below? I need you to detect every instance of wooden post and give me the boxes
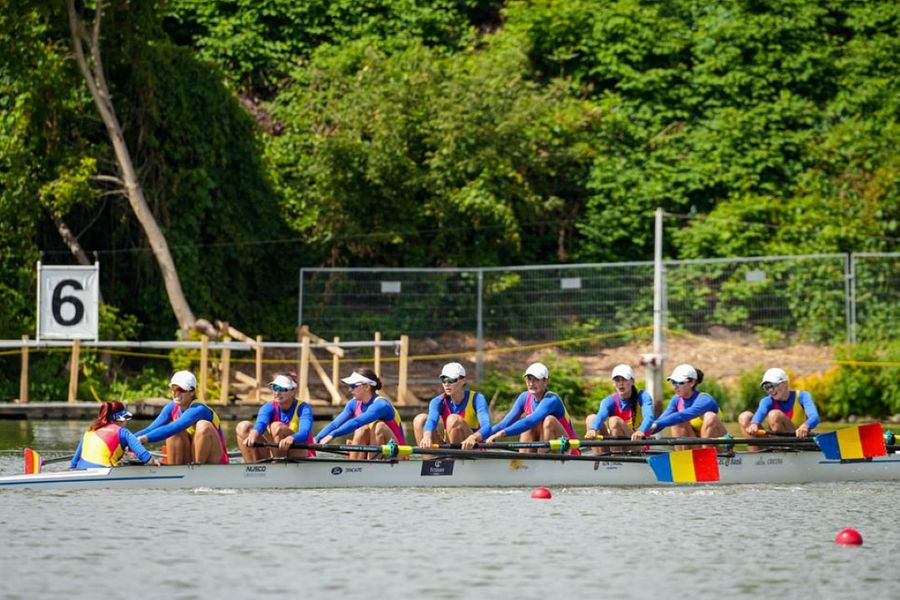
[67,338,81,403]
[299,335,311,403]
[374,331,382,378]
[19,335,29,404]
[199,335,209,402]
[255,335,263,404]
[219,337,231,403]
[331,336,341,404]
[397,334,409,405]
[310,353,343,405]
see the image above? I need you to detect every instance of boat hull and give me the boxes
[2,452,899,490]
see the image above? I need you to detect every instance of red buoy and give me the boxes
[835,528,863,546]
[531,487,552,499]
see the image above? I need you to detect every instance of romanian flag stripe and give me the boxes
[24,448,42,474]
[648,448,719,483]
[817,423,886,460]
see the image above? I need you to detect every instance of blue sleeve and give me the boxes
[253,403,277,435]
[119,428,153,464]
[491,393,527,435]
[751,396,774,425]
[424,395,443,433]
[294,402,315,442]
[503,394,564,437]
[70,438,84,469]
[637,391,655,433]
[472,392,493,439]
[134,402,175,437]
[653,393,719,430]
[143,404,214,443]
[326,398,396,440]
[590,396,615,430]
[799,391,819,429]
[315,401,356,442]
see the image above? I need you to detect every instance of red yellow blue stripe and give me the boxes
[23,448,42,474]
[648,448,719,483]
[816,423,886,460]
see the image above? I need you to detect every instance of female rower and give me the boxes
[315,368,406,460]
[235,373,315,463]
[135,370,229,465]
[584,364,655,454]
[413,362,492,450]
[484,362,580,454]
[737,367,819,439]
[70,401,160,469]
[646,363,727,448]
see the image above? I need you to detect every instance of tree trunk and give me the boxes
[65,0,196,334]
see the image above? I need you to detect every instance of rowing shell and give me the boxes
[2,450,900,491]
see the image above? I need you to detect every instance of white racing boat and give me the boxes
[2,450,900,490]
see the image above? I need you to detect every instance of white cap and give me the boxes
[341,371,378,386]
[761,368,789,385]
[269,374,297,390]
[667,364,697,383]
[169,370,197,391]
[440,362,466,379]
[524,362,549,380]
[611,364,635,380]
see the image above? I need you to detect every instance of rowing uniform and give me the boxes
[254,399,316,453]
[751,390,819,430]
[315,395,406,444]
[590,389,655,434]
[424,389,492,440]
[491,391,580,453]
[654,391,720,434]
[134,400,229,464]
[70,423,153,469]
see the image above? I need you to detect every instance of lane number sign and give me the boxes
[37,262,99,340]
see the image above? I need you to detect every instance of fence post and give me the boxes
[332,336,340,402]
[299,335,311,403]
[847,253,856,344]
[200,335,209,402]
[219,337,231,403]
[476,269,484,384]
[19,334,29,404]
[374,331,382,378]
[397,334,410,405]
[67,338,80,403]
[255,335,263,403]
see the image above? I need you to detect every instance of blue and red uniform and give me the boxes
[424,389,492,440]
[653,391,720,433]
[315,395,406,444]
[135,400,229,464]
[590,389,655,434]
[751,390,819,430]
[254,398,316,455]
[491,391,580,452]
[70,424,153,469]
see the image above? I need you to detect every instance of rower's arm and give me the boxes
[423,396,443,434]
[133,401,174,437]
[295,402,315,442]
[143,404,210,443]
[798,391,820,429]
[473,392,492,439]
[502,394,561,437]
[751,396,773,426]
[315,402,355,442]
[119,428,153,464]
[70,438,84,469]
[590,396,614,431]
[253,403,276,435]
[325,399,394,440]
[489,393,526,436]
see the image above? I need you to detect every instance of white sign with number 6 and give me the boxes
[37,262,100,340]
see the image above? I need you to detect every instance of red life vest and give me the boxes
[352,396,407,444]
[80,424,125,467]
[523,393,581,455]
[272,399,316,456]
[170,401,229,464]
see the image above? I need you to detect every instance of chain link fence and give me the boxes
[299,253,899,371]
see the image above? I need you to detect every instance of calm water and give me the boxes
[1,421,898,599]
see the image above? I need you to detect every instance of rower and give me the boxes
[235,373,315,463]
[315,368,406,460]
[646,363,728,450]
[484,362,580,454]
[135,371,229,465]
[737,367,820,445]
[413,362,492,450]
[584,364,655,453]
[71,401,160,469]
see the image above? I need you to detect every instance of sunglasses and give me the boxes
[170,385,188,394]
[348,383,365,390]
[669,379,689,386]
[272,385,290,393]
[440,376,460,384]
[762,382,778,393]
